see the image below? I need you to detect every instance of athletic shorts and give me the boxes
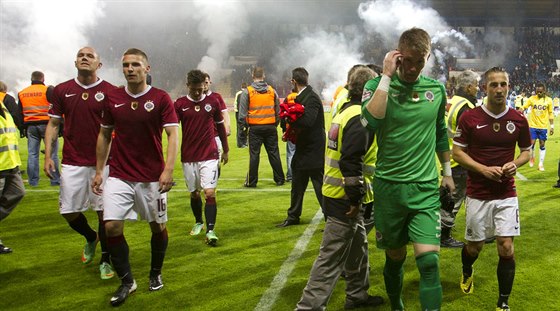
[530,127,548,141]
[59,165,109,214]
[102,177,167,224]
[464,196,520,241]
[182,159,219,192]
[373,178,441,249]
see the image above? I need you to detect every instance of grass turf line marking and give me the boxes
[516,172,528,181]
[254,208,324,311]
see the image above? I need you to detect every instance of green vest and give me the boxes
[0,102,22,171]
[323,105,377,200]
[446,95,474,167]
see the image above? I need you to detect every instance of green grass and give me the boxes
[1,112,559,310]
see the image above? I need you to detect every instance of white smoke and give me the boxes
[192,0,250,81]
[271,27,364,101]
[0,0,105,92]
[357,0,475,82]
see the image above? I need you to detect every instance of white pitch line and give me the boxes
[24,188,317,193]
[254,208,324,311]
[516,172,528,181]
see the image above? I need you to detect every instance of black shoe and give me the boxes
[344,295,384,309]
[0,243,12,254]
[149,274,164,291]
[440,236,465,248]
[276,219,300,227]
[244,183,256,188]
[485,236,496,244]
[110,280,137,306]
[275,181,285,186]
[553,181,560,188]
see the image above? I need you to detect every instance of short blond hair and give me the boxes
[398,27,431,55]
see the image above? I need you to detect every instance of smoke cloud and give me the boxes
[0,0,104,92]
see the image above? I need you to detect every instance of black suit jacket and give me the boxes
[292,86,325,170]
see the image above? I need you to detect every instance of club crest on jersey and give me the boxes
[144,100,155,112]
[425,90,434,102]
[82,92,89,100]
[506,121,516,134]
[131,101,138,110]
[493,122,500,132]
[195,105,200,112]
[94,92,105,102]
[204,104,212,112]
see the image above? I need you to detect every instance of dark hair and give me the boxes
[123,48,149,63]
[292,67,309,86]
[347,64,366,83]
[252,67,265,79]
[536,82,546,89]
[187,69,206,85]
[483,67,509,84]
[31,71,44,81]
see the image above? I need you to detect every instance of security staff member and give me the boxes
[0,100,26,254]
[234,83,248,148]
[18,71,60,186]
[296,67,383,310]
[238,67,284,187]
[441,69,479,248]
[0,81,22,129]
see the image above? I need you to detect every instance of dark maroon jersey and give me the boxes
[175,94,224,162]
[453,105,531,200]
[101,86,178,182]
[50,78,117,166]
[207,91,227,136]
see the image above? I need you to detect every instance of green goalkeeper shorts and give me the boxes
[373,178,441,249]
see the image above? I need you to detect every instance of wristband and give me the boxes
[442,161,452,177]
[376,75,391,93]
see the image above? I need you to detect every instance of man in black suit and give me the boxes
[277,67,325,227]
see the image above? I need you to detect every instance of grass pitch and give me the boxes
[1,112,559,310]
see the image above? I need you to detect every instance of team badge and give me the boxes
[412,92,420,102]
[144,100,155,112]
[493,122,500,132]
[204,104,212,112]
[375,230,383,242]
[195,105,200,112]
[506,121,516,134]
[82,92,89,100]
[131,101,138,110]
[362,90,373,103]
[94,92,105,102]
[425,90,434,102]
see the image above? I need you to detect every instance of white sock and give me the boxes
[540,148,546,164]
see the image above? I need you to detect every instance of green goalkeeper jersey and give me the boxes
[361,75,448,182]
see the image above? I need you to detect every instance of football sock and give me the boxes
[384,254,405,310]
[107,234,133,284]
[539,147,546,164]
[497,255,515,307]
[416,251,442,310]
[98,218,110,264]
[191,196,203,223]
[68,213,97,242]
[205,197,217,232]
[461,245,478,276]
[150,228,168,277]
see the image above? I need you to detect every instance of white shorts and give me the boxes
[102,177,167,224]
[182,159,219,192]
[464,196,520,241]
[59,165,109,215]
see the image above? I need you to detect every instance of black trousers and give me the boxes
[287,166,323,221]
[245,125,284,186]
[235,112,248,148]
